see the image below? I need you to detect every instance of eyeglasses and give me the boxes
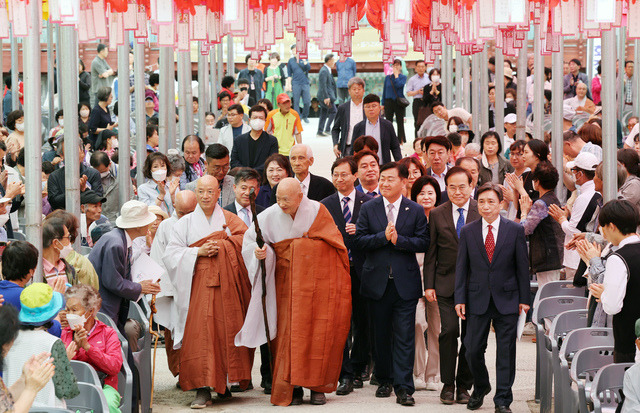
[240,88,248,92]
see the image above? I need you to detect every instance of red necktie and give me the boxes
[485,224,495,262]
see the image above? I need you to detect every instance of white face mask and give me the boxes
[15,122,24,132]
[431,75,441,83]
[58,119,64,127]
[250,118,266,131]
[80,109,90,118]
[449,124,458,133]
[152,168,167,182]
[58,241,73,260]
[111,138,119,148]
[0,213,9,227]
[100,171,110,178]
[205,124,216,130]
[505,97,514,103]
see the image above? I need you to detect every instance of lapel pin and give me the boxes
[405,207,409,211]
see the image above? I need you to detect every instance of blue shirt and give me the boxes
[382,74,407,102]
[287,57,311,86]
[0,280,62,337]
[336,58,357,88]
[365,118,383,162]
[406,73,431,99]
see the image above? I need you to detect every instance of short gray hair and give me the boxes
[347,77,365,89]
[64,284,102,313]
[290,144,313,158]
[167,154,185,173]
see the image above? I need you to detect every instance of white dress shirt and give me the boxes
[382,196,403,226]
[235,201,253,226]
[360,185,380,197]
[482,216,500,243]
[298,173,311,197]
[348,100,364,145]
[365,118,383,162]
[601,234,640,315]
[452,199,471,226]
[431,165,450,193]
[338,189,356,218]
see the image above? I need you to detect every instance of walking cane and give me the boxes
[148,295,160,413]
[249,188,274,373]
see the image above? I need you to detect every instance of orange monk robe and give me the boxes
[172,210,254,393]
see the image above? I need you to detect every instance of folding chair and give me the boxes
[128,301,152,413]
[557,328,614,413]
[570,346,615,413]
[96,312,129,355]
[66,382,109,413]
[533,281,586,309]
[591,363,634,413]
[29,409,74,413]
[533,296,588,411]
[70,360,101,387]
[118,347,134,413]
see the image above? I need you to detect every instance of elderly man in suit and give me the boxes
[186,143,235,207]
[352,94,402,165]
[230,105,279,174]
[317,53,338,137]
[355,162,430,406]
[321,157,373,395]
[424,166,479,405]
[455,183,530,413]
[332,77,366,158]
[89,200,161,327]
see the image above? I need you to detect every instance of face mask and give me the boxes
[206,124,216,130]
[431,75,441,83]
[58,119,64,127]
[448,124,458,133]
[57,241,73,260]
[80,109,90,118]
[250,118,266,131]
[152,168,167,182]
[111,138,119,148]
[100,171,110,178]
[15,123,24,132]
[505,97,514,103]
[0,213,9,227]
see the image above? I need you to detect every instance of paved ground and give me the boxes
[152,118,540,412]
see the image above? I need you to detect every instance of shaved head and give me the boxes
[196,175,220,216]
[276,177,303,218]
[174,190,197,218]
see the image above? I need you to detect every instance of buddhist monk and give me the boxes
[163,175,253,408]
[235,177,352,406]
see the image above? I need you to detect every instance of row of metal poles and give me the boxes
[9,4,633,276]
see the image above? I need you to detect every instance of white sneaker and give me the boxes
[425,380,439,391]
[413,377,427,391]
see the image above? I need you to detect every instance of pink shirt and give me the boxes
[43,258,67,287]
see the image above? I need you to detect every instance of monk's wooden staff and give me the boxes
[249,188,274,373]
[148,295,160,413]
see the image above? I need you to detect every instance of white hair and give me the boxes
[465,142,481,154]
[290,144,313,158]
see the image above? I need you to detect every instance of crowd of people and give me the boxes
[0,44,639,413]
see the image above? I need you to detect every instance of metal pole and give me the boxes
[23,0,43,277]
[177,50,189,140]
[516,45,527,141]
[533,25,544,141]
[634,39,640,116]
[618,27,627,118]
[56,24,63,110]
[10,28,18,111]
[226,35,234,76]
[184,55,194,135]
[455,50,462,107]
[602,30,618,202]
[479,46,490,134]
[587,38,594,83]
[471,54,480,138]
[217,43,224,110]
[197,43,208,139]
[60,26,80,249]
[47,21,55,131]
[117,43,131,209]
[158,47,174,152]
[495,48,505,141]
[462,55,471,113]
[134,42,146,187]
[210,46,218,112]
[552,41,565,201]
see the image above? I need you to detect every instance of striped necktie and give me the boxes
[342,197,352,261]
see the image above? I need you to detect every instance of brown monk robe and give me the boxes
[164,175,253,408]
[237,178,351,406]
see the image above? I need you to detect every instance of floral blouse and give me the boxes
[0,377,14,413]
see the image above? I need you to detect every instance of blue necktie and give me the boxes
[342,197,352,261]
[456,207,465,238]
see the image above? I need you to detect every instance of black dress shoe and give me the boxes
[370,374,379,386]
[310,390,326,405]
[229,381,253,392]
[291,387,303,405]
[467,386,491,410]
[353,377,364,388]
[260,379,272,394]
[495,406,512,413]
[440,384,455,405]
[396,388,416,406]
[216,388,232,400]
[375,383,393,398]
[456,387,471,404]
[336,378,354,395]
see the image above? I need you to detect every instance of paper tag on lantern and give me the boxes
[134,5,148,38]
[93,0,108,39]
[0,1,9,39]
[157,20,175,46]
[49,0,61,23]
[191,5,207,40]
[628,0,640,38]
[156,0,173,24]
[123,0,138,30]
[10,0,28,37]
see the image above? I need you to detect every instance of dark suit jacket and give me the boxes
[455,216,530,315]
[270,173,336,203]
[230,131,279,174]
[88,228,142,323]
[352,118,402,164]
[423,200,480,298]
[354,196,430,301]
[321,190,372,278]
[317,65,337,103]
[48,163,104,211]
[224,202,265,216]
[332,99,364,156]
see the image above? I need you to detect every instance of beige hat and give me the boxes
[116,200,158,229]
[148,205,169,220]
[504,67,513,79]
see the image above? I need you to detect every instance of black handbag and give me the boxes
[389,75,410,108]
